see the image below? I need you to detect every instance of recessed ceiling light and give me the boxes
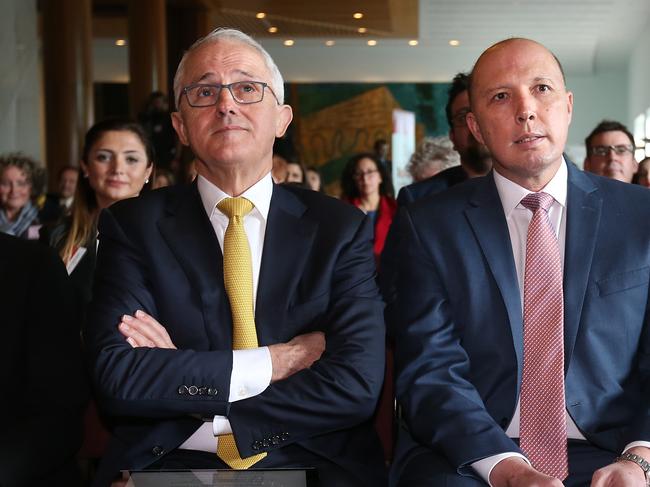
[358,27,367,34]
[115,39,127,46]
[325,40,335,47]
[268,26,278,33]
[408,40,418,46]
[256,12,266,19]
[449,39,460,46]
[353,12,363,19]
[284,39,294,46]
[367,40,377,46]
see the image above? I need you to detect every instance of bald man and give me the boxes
[390,38,650,487]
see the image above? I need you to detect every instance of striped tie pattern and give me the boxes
[215,197,267,469]
[518,192,568,480]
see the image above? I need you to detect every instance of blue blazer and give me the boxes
[391,162,650,475]
[85,181,386,485]
[396,165,468,206]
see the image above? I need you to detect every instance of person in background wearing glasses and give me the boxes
[584,120,638,183]
[394,73,492,205]
[341,153,396,264]
[85,28,386,486]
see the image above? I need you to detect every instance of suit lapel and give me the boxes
[465,175,524,373]
[158,183,232,348]
[255,185,317,345]
[563,164,601,368]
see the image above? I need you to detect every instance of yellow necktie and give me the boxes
[215,197,267,469]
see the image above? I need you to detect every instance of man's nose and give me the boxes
[216,86,237,115]
[515,95,536,123]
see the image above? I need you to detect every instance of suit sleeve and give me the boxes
[85,208,233,418]
[392,207,520,472]
[227,216,386,458]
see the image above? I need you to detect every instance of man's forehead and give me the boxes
[184,40,267,80]
[592,130,629,140]
[474,40,562,87]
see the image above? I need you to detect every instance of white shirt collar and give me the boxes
[197,171,273,221]
[493,157,568,216]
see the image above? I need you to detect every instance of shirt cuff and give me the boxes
[213,415,233,436]
[624,441,650,453]
[472,452,530,487]
[229,346,272,402]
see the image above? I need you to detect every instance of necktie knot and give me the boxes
[521,192,554,213]
[217,197,254,219]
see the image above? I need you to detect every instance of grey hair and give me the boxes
[407,136,460,182]
[173,28,285,108]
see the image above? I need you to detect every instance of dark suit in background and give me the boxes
[0,234,87,486]
[85,182,386,485]
[395,164,468,206]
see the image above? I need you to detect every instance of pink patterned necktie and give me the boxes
[519,192,568,480]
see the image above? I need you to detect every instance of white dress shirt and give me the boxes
[472,160,649,484]
[179,172,274,452]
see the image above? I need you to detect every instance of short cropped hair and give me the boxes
[585,120,635,153]
[173,28,285,109]
[445,73,470,127]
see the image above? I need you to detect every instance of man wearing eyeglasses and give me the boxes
[584,120,638,183]
[86,28,386,486]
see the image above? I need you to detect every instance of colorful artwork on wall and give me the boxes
[281,82,452,194]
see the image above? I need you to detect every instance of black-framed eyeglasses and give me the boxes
[590,144,635,157]
[182,81,280,107]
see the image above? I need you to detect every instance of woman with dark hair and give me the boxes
[48,118,154,275]
[0,152,44,239]
[341,152,396,262]
[43,118,155,473]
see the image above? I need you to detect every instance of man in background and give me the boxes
[40,165,78,225]
[584,120,638,183]
[396,72,491,204]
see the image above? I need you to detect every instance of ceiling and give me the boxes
[203,0,418,38]
[91,0,650,81]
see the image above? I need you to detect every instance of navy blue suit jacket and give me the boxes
[392,163,650,474]
[396,165,468,206]
[85,182,386,484]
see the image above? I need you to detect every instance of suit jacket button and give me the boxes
[208,388,218,396]
[188,385,198,395]
[152,446,165,456]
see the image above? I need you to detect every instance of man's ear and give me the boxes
[275,105,293,138]
[466,112,486,145]
[171,112,190,146]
